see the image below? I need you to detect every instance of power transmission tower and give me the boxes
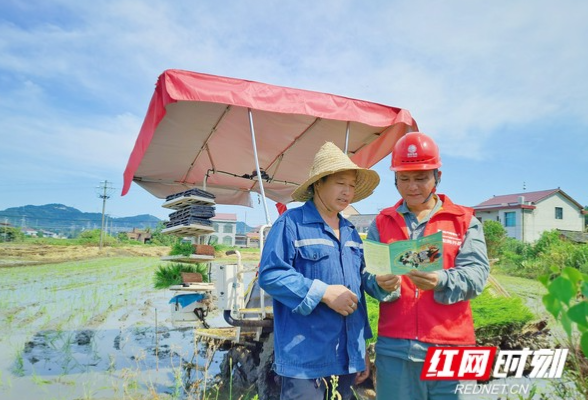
[96,180,115,250]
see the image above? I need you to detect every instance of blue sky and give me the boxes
[1,0,587,228]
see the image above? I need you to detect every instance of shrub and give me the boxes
[483,220,507,260]
[0,226,25,242]
[77,229,116,246]
[495,231,588,279]
[540,266,588,398]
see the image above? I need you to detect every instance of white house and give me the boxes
[21,227,38,237]
[473,188,585,243]
[210,213,237,246]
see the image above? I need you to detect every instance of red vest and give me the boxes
[375,194,476,345]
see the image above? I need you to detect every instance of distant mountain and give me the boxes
[0,204,161,235]
[236,221,254,234]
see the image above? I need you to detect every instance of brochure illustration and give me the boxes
[363,231,443,275]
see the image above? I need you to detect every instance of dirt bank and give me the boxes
[0,243,171,267]
[0,243,261,268]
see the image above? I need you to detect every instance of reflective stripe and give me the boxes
[344,241,363,249]
[294,238,335,247]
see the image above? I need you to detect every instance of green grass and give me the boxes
[366,296,380,346]
[471,288,535,338]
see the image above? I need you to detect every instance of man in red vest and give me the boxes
[366,132,490,399]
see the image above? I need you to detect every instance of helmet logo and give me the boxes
[407,144,418,158]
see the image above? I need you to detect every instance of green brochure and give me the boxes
[363,231,443,275]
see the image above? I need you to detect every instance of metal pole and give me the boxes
[344,121,350,154]
[99,180,108,250]
[248,109,272,225]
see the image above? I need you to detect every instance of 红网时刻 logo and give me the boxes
[422,347,568,380]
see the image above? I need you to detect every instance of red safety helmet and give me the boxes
[391,132,442,171]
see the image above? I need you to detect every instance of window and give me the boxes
[223,224,234,233]
[504,212,516,227]
[555,207,563,219]
[222,236,233,245]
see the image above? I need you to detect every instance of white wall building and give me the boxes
[473,188,585,243]
[209,213,237,246]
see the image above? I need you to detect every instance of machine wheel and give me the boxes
[255,333,280,400]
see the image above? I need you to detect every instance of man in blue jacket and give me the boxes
[259,142,398,400]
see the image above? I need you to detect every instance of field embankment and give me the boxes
[0,243,170,267]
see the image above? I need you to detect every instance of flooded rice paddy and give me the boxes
[0,249,582,400]
[0,256,232,400]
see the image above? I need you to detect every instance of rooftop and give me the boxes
[475,189,559,207]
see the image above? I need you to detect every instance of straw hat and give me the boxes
[291,142,380,203]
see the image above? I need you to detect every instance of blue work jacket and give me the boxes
[258,201,379,379]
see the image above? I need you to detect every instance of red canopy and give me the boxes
[122,69,418,207]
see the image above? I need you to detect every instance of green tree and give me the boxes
[149,222,178,246]
[482,220,507,260]
[0,226,25,242]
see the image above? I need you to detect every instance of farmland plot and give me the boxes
[0,256,227,400]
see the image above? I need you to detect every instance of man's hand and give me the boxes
[406,270,439,290]
[355,352,371,385]
[375,274,401,292]
[321,285,358,316]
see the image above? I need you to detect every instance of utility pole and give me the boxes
[96,180,115,250]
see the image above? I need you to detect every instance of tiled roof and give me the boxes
[475,189,559,207]
[211,213,237,221]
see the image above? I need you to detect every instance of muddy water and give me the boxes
[0,257,240,400]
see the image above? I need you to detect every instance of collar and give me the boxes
[381,194,465,217]
[300,200,353,229]
[397,194,442,215]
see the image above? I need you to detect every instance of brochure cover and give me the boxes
[363,231,443,275]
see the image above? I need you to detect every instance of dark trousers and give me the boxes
[280,374,356,400]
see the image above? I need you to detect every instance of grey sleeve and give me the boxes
[366,220,380,242]
[434,216,490,304]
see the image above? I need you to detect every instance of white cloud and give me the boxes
[1,0,587,216]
